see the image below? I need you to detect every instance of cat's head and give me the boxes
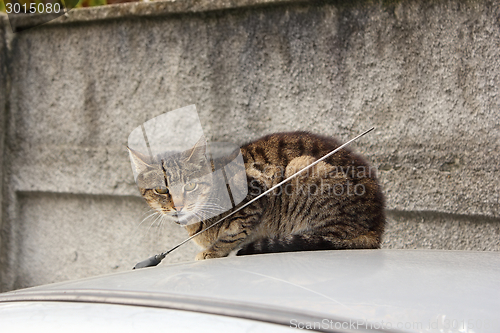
[128,137,217,226]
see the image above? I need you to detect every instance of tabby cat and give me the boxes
[129,132,385,260]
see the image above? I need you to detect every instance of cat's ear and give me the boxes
[127,147,154,174]
[185,135,207,164]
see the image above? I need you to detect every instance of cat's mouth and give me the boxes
[170,212,190,226]
[162,209,201,226]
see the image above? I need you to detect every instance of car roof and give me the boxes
[1,249,499,332]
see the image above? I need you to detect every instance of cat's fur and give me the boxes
[129,132,385,260]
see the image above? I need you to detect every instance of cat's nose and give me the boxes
[174,205,184,212]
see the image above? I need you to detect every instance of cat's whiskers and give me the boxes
[138,206,157,218]
[155,214,167,236]
[147,213,163,233]
[194,209,221,222]
[197,201,224,208]
[196,210,222,220]
[196,206,225,218]
[190,211,204,224]
[159,215,168,236]
[133,209,161,240]
[203,197,224,204]
[196,201,225,212]
[196,205,223,212]
[137,207,157,221]
[138,211,160,228]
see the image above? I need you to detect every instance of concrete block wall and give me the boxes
[0,0,499,291]
[0,16,9,291]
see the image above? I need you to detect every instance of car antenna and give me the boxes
[133,127,375,269]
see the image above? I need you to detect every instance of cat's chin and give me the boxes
[175,219,189,226]
[166,212,196,226]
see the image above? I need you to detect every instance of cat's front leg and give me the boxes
[195,237,246,260]
[195,250,224,260]
[195,223,252,260]
[195,204,263,260]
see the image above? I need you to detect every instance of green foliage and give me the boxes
[74,0,107,9]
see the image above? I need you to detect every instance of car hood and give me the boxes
[1,249,499,332]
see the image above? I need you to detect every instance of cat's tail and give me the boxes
[236,232,381,256]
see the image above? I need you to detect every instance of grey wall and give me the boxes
[0,16,8,291]
[0,0,499,291]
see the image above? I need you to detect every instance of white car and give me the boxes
[0,249,498,333]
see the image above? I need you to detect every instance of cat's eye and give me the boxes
[184,183,197,191]
[154,187,169,195]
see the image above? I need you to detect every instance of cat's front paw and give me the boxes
[194,250,222,260]
[195,250,220,260]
